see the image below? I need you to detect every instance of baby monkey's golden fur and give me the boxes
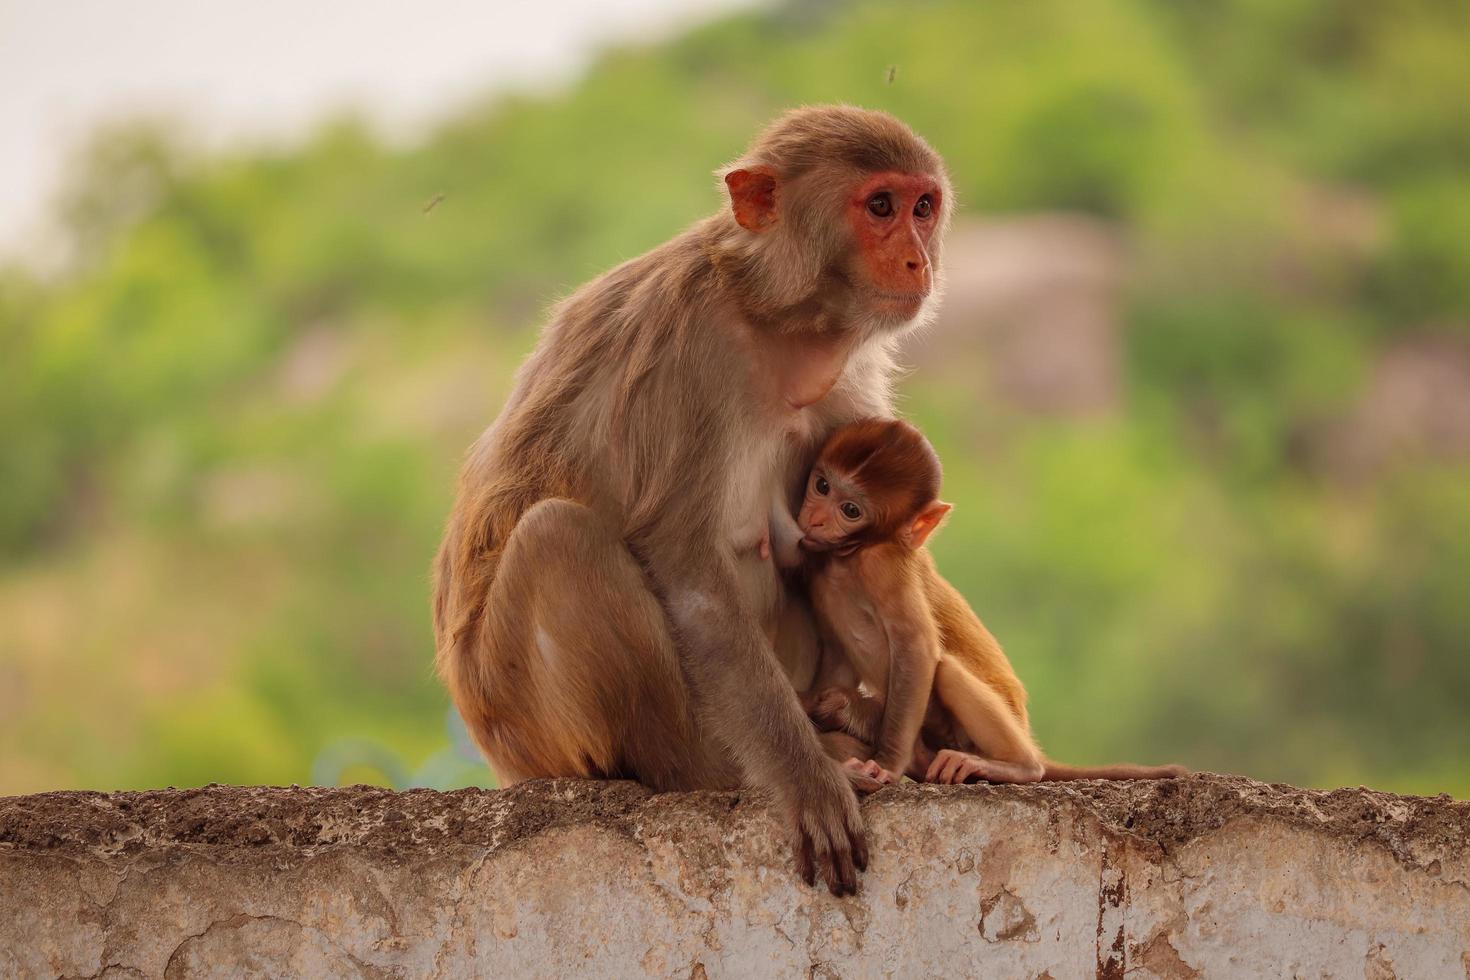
[796,419,1186,785]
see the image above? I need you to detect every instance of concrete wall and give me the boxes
[2,774,1467,978]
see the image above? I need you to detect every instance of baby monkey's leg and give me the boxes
[928,656,1046,785]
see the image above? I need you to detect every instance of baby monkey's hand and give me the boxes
[843,757,899,788]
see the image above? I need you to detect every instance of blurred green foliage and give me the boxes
[2,0,1468,796]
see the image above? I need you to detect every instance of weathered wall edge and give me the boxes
[3,774,1467,978]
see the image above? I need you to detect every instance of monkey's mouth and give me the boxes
[800,535,833,552]
[870,289,928,310]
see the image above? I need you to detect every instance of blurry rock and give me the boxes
[276,322,350,404]
[1272,182,1385,299]
[200,465,313,529]
[905,214,1126,417]
[1309,334,1470,478]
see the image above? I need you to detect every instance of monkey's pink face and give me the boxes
[846,171,942,318]
[797,465,870,552]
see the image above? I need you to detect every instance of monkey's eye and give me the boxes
[840,502,862,521]
[914,195,933,219]
[814,476,830,496]
[867,193,893,218]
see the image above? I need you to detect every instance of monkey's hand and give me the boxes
[790,761,869,896]
[843,757,898,790]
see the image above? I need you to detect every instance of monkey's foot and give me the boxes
[925,749,1044,786]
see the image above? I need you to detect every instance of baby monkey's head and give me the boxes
[798,418,952,556]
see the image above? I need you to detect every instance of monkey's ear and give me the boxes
[902,501,952,550]
[724,167,779,232]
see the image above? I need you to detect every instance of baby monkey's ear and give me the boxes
[900,501,952,550]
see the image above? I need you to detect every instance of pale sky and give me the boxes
[0,0,759,262]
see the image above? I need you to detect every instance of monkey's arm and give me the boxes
[640,528,867,896]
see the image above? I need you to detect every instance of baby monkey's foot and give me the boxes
[925,749,1044,785]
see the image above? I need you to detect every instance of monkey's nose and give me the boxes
[901,255,931,291]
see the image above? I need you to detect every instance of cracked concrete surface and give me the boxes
[2,774,1467,978]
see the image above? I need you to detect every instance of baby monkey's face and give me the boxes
[797,464,870,552]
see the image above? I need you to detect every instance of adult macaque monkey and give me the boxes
[432,107,952,895]
[792,418,1188,786]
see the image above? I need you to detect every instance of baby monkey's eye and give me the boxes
[840,502,861,520]
[815,476,830,495]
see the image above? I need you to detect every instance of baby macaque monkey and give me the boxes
[790,418,1186,786]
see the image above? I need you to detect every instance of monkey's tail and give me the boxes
[1040,760,1187,781]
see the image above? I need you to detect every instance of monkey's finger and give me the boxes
[940,753,965,784]
[841,758,882,794]
[850,827,869,872]
[796,833,817,887]
[819,825,857,897]
[928,751,951,783]
[816,838,844,896]
[833,845,858,896]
